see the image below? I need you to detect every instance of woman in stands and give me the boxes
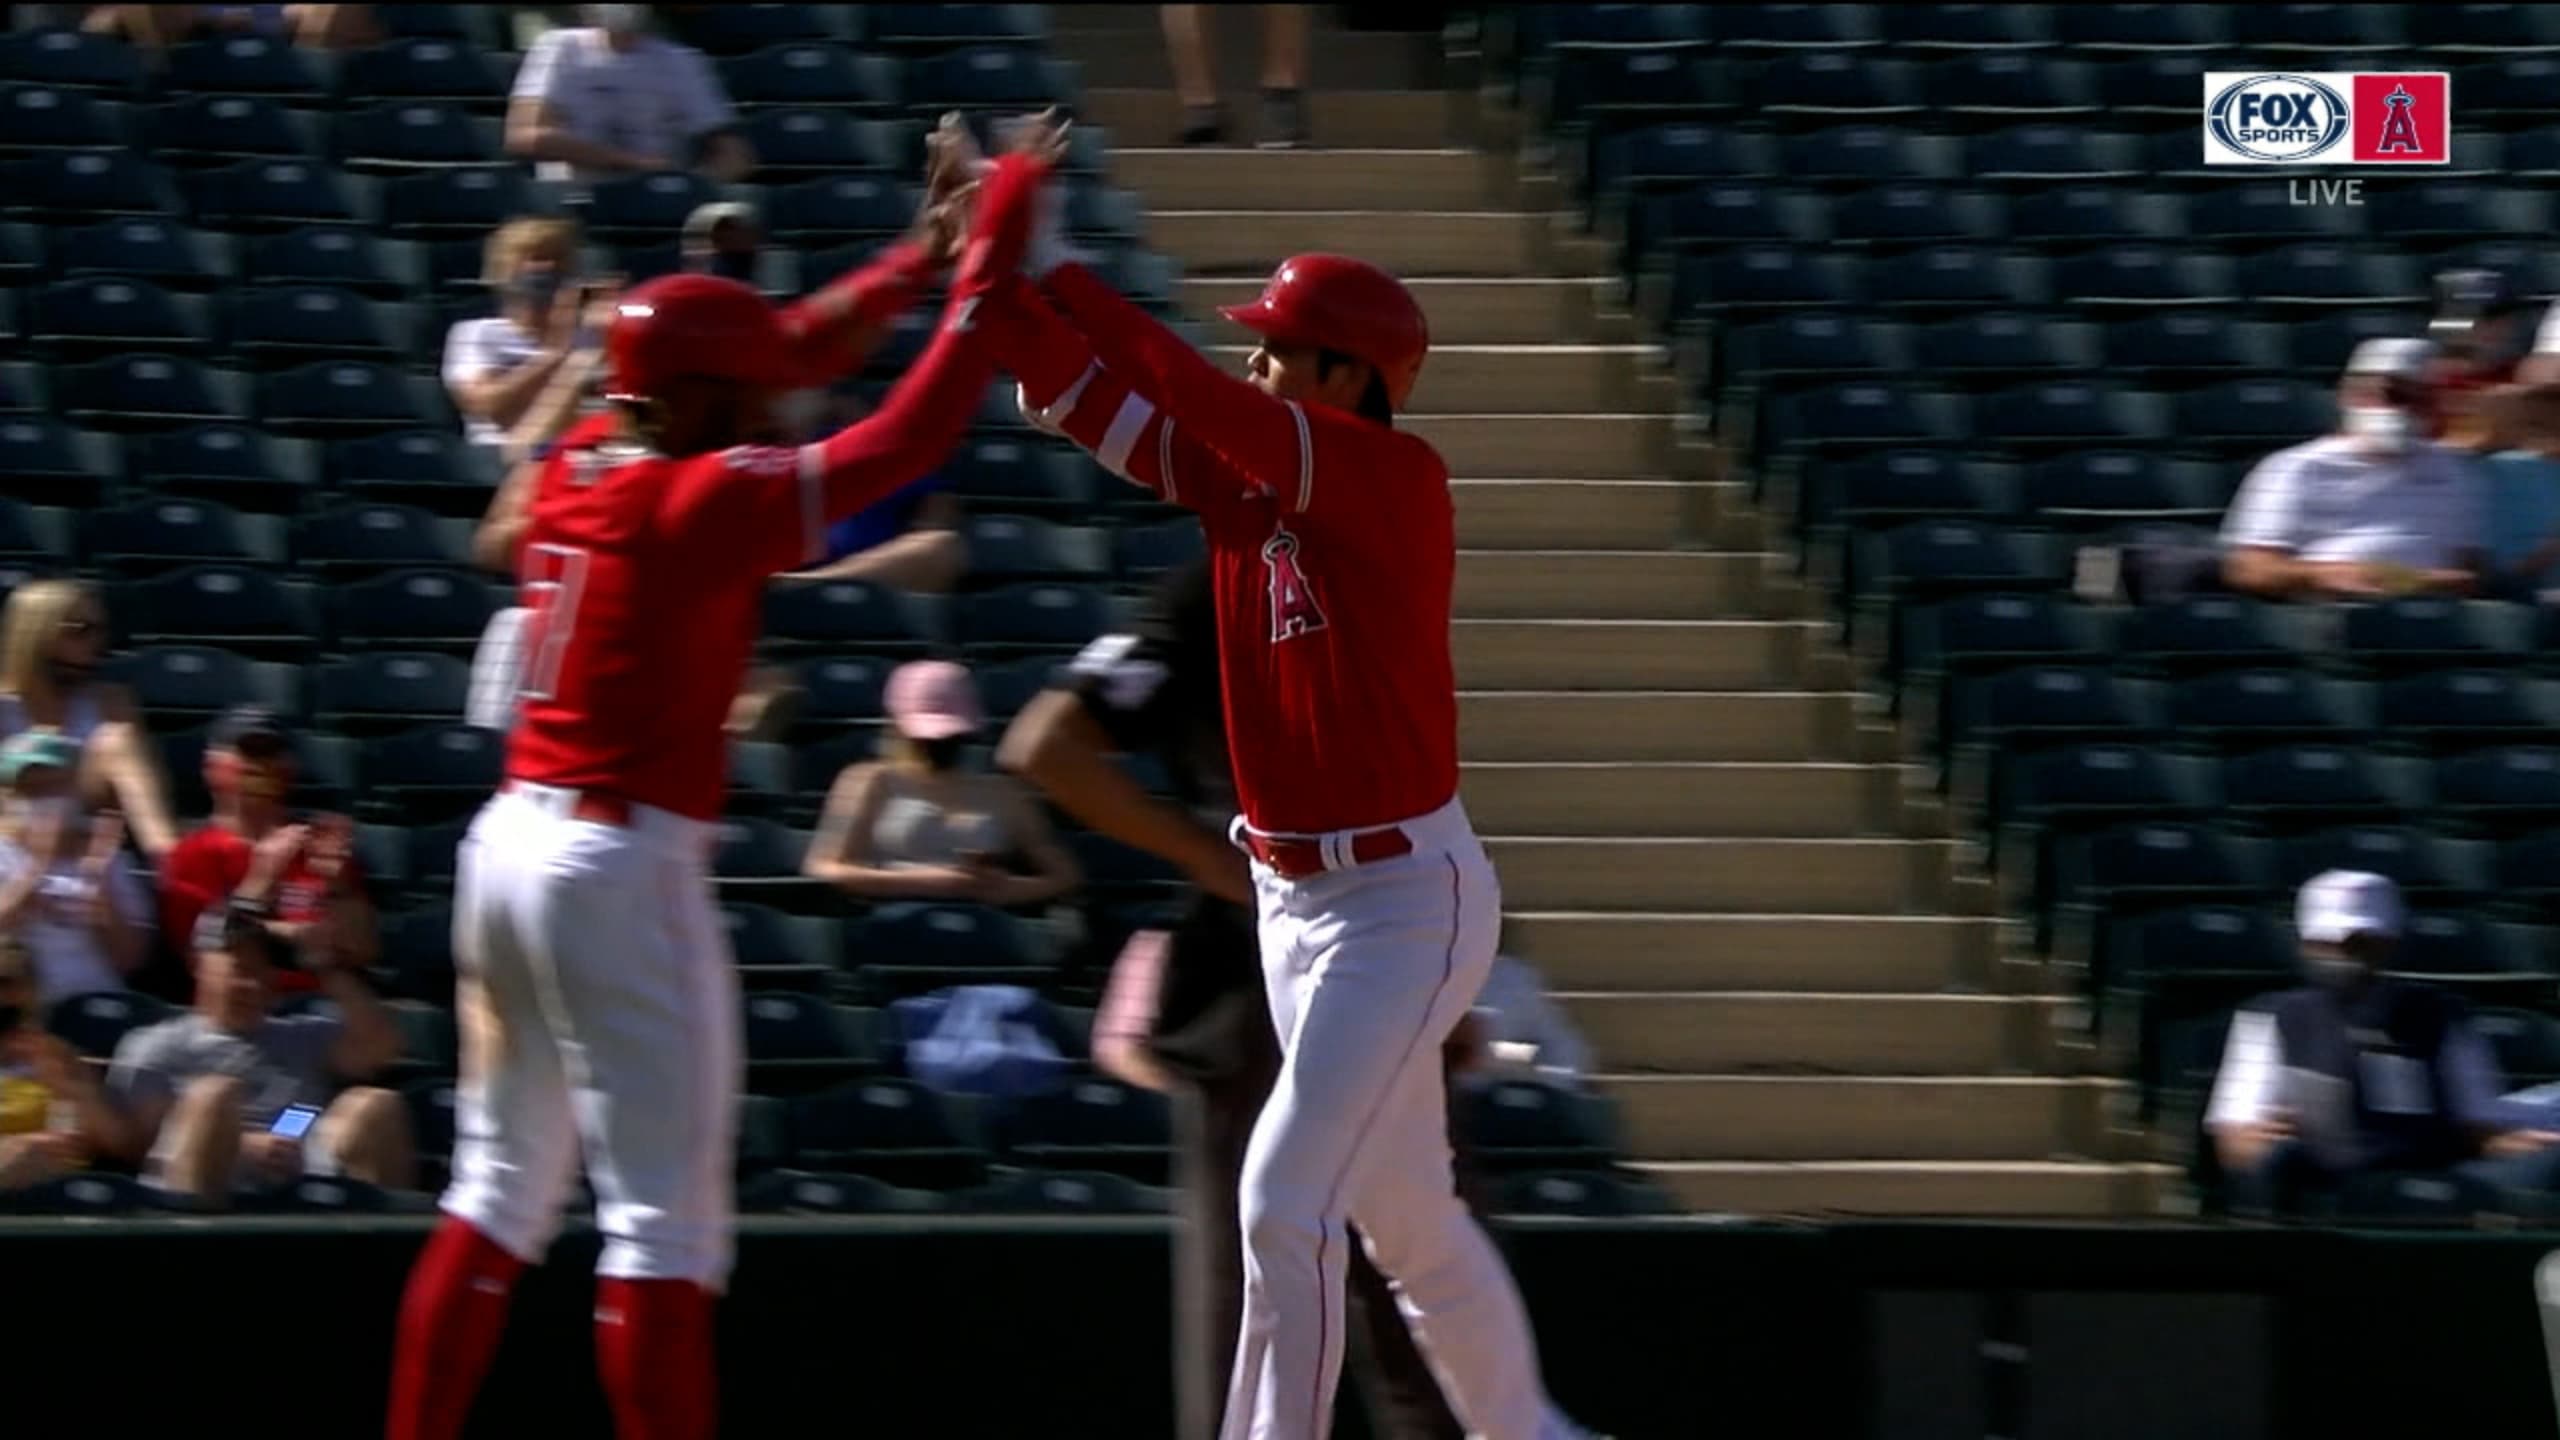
[442,217,620,456]
[803,659,1082,907]
[0,580,178,858]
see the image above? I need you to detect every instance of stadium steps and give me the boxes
[1049,19,1448,93]
[1072,9,2154,1218]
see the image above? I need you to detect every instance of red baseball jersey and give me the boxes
[159,825,371,994]
[504,278,999,822]
[989,266,1460,835]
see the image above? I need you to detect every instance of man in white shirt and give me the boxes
[504,4,754,186]
[2219,337,2487,600]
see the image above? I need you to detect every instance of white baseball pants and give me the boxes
[1221,798,1574,1440]
[440,784,744,1289]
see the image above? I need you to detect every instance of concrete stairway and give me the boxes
[1058,12,2173,1218]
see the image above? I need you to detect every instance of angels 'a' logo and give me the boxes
[1260,527,1328,643]
[2375,84,2424,155]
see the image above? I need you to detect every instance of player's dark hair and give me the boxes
[1317,348,1395,427]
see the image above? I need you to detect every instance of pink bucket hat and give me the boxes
[884,659,983,741]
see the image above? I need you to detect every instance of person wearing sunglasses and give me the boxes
[0,580,178,857]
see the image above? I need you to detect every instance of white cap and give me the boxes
[2296,869,2405,944]
[2344,337,2435,381]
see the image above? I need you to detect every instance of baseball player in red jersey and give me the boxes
[973,129,1595,1439]
[380,145,1052,1440]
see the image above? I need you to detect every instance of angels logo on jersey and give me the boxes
[1260,527,1328,643]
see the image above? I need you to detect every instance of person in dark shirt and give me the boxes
[999,555,1465,1440]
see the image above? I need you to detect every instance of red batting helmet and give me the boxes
[1219,254,1429,410]
[603,273,810,403]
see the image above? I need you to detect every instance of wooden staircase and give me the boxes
[1055,9,2174,1218]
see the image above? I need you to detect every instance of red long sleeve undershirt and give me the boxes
[774,239,938,385]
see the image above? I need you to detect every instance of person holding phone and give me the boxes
[104,904,410,1205]
[159,706,376,996]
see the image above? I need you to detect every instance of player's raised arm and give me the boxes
[772,115,981,382]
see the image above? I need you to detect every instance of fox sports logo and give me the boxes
[2208,74,2350,162]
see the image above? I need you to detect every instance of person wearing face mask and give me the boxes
[156,706,376,999]
[505,4,754,187]
[443,217,620,455]
[0,733,145,1007]
[0,579,179,858]
[802,660,1083,906]
[2220,337,2489,601]
[2207,871,2560,1218]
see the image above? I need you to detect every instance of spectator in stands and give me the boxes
[0,579,179,857]
[2220,338,2486,601]
[442,217,620,456]
[81,3,377,51]
[159,706,375,998]
[0,938,132,1191]
[106,904,410,1205]
[2207,871,2560,1218]
[0,734,145,1007]
[804,660,1081,906]
[777,390,969,594]
[1161,3,1309,148]
[505,3,753,186]
[680,198,762,286]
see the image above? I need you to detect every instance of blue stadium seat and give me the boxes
[1828,184,2003,246]
[0,27,148,93]
[2498,830,2560,914]
[2365,183,2546,243]
[763,174,914,242]
[1946,664,2166,757]
[46,988,173,1060]
[2188,183,2365,244]
[83,497,280,574]
[0,417,118,507]
[794,655,892,727]
[164,32,326,101]
[2290,309,2432,375]
[1629,182,1822,268]
[1912,313,2098,382]
[2415,6,2560,52]
[2052,245,2239,306]
[47,218,227,294]
[2169,669,2371,746]
[2380,671,2560,748]
[1544,50,1736,128]
[2104,313,2288,383]
[1666,250,1867,329]
[2093,53,2218,116]
[2046,821,2276,946]
[130,421,322,510]
[2339,598,2537,671]
[1494,1171,1677,1218]
[720,42,902,111]
[998,1074,1171,1184]
[2107,906,2292,1000]
[116,564,315,656]
[1116,516,1204,577]
[2240,244,2427,307]
[25,277,213,360]
[2008,186,2181,245]
[2275,825,2496,909]
[1927,55,2100,121]
[1778,125,1956,184]
[375,4,480,41]
[940,437,1089,513]
[60,353,251,433]
[963,514,1106,585]
[743,108,900,178]
[0,81,127,155]
[358,724,502,815]
[1994,743,2221,863]
[108,643,295,726]
[1967,126,2142,181]
[1884,3,2054,47]
[2056,4,2228,49]
[332,101,492,173]
[0,500,67,562]
[329,429,500,513]
[960,582,1113,656]
[763,579,936,653]
[2175,379,2336,447]
[739,1169,936,1215]
[1731,313,1909,382]
[184,157,368,232]
[1897,594,2114,716]
[0,362,40,416]
[1453,1078,1616,1173]
[2385,912,2556,999]
[862,4,1047,49]
[722,904,839,975]
[294,502,467,576]
[0,221,37,286]
[668,3,839,55]
[313,651,470,732]
[243,225,419,298]
[582,170,722,242]
[140,94,319,168]
[2222,743,2427,827]
[381,165,538,239]
[851,901,1038,981]
[259,361,446,437]
[1746,52,1921,120]
[2121,595,2313,674]
[3,149,179,224]
[1759,381,1966,453]
[1591,125,1775,198]
[1977,380,2167,446]
[2019,451,2229,527]
[1795,450,1998,540]
[1849,523,2066,633]
[1523,3,1712,51]
[2233,3,2407,50]
[330,566,499,652]
[1712,3,1881,51]
[1869,246,2047,310]
[333,37,507,110]
[781,1079,985,1186]
[227,284,413,369]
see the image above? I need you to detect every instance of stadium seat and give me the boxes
[936,440,1089,516]
[1927,55,2100,122]
[901,43,1069,108]
[185,157,370,233]
[2044,821,2276,952]
[3,149,180,224]
[743,108,900,178]
[0,416,118,507]
[109,644,293,727]
[1945,665,2165,766]
[140,94,319,169]
[259,361,446,437]
[1848,523,2065,631]
[2240,244,2427,307]
[226,285,412,369]
[2053,246,2239,306]
[1803,450,2009,537]
[791,655,891,730]
[380,165,538,239]
[1494,1170,1678,1218]
[1545,50,1736,129]
[666,2,838,55]
[723,904,840,972]
[358,724,502,821]
[60,353,251,433]
[762,579,935,653]
[329,429,501,513]
[959,582,1113,656]
[1590,124,1773,203]
[964,1169,1169,1216]
[781,1078,986,1186]
[2175,379,2337,448]
[715,816,812,882]
[2169,669,2371,747]
[1759,381,1965,456]
[1967,126,2142,182]
[2388,912,2558,1007]
[332,101,492,173]
[0,81,126,156]
[1911,313,2097,383]
[1712,3,1879,51]
[0,363,42,416]
[329,566,498,652]
[2366,183,2546,244]
[2008,186,2181,245]
[164,32,326,100]
[2438,747,2560,836]
[2379,672,2560,749]
[1067,830,1183,897]
[2234,3,2407,50]
[1116,516,1204,577]
[739,1169,937,1215]
[2418,6,2560,52]
[313,651,470,732]
[2188,183,2364,245]
[0,1171,144,1217]
[997,1077,1172,1184]
[293,502,467,576]
[2102,313,2288,386]
[2119,595,2313,675]
[129,421,323,511]
[865,4,1048,48]
[962,514,1108,585]
[2275,826,2496,910]
[2340,598,2537,672]
[1992,743,2220,869]
[0,26,149,93]
[1828,184,2003,246]
[1868,247,2047,311]
[115,565,315,656]
[1778,125,1955,184]
[2056,4,2228,49]
[2222,743,2428,828]
[334,37,507,110]
[1977,379,2166,446]
[763,174,915,243]
[2019,451,2228,530]
[243,225,419,298]
[1454,1079,1617,1173]
[2291,308,2433,376]
[45,988,173,1059]
[83,497,282,575]
[25,277,213,362]
[583,170,722,242]
[720,42,902,111]
[1745,52,1921,120]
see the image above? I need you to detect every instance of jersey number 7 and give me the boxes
[518,542,591,702]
